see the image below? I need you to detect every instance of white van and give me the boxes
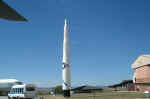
[8,84,36,99]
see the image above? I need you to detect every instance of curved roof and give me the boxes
[12,84,35,88]
[0,79,19,83]
[132,55,150,69]
[12,84,25,88]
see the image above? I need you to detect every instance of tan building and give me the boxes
[132,55,150,91]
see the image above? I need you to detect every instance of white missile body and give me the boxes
[62,19,71,96]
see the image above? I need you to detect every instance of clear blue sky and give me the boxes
[0,0,150,87]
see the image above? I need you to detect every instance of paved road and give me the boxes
[0,96,7,99]
[0,96,56,99]
[0,96,57,99]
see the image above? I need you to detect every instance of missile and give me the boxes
[62,19,71,97]
[0,0,27,21]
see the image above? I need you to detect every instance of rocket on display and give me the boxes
[62,19,71,97]
[0,0,27,21]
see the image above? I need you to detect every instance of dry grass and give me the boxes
[37,92,150,99]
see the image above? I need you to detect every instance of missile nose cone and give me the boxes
[65,19,67,25]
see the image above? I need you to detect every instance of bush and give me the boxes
[52,85,63,94]
[36,90,50,95]
[0,91,8,96]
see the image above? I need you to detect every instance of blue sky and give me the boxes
[0,0,150,87]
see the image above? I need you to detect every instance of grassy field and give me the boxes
[37,92,150,99]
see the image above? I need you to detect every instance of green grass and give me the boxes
[38,92,150,99]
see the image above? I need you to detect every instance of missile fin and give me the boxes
[0,0,27,21]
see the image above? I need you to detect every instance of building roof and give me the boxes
[12,84,35,88]
[12,84,25,88]
[109,80,133,88]
[132,55,150,69]
[0,79,19,83]
[71,85,103,91]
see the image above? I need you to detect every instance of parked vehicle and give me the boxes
[8,84,36,99]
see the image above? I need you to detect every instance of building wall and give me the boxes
[134,65,150,91]
[135,65,150,83]
[128,84,135,91]
[135,85,149,92]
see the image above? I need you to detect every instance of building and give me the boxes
[108,80,135,91]
[71,85,103,93]
[132,55,150,91]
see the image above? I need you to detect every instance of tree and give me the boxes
[53,85,63,94]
